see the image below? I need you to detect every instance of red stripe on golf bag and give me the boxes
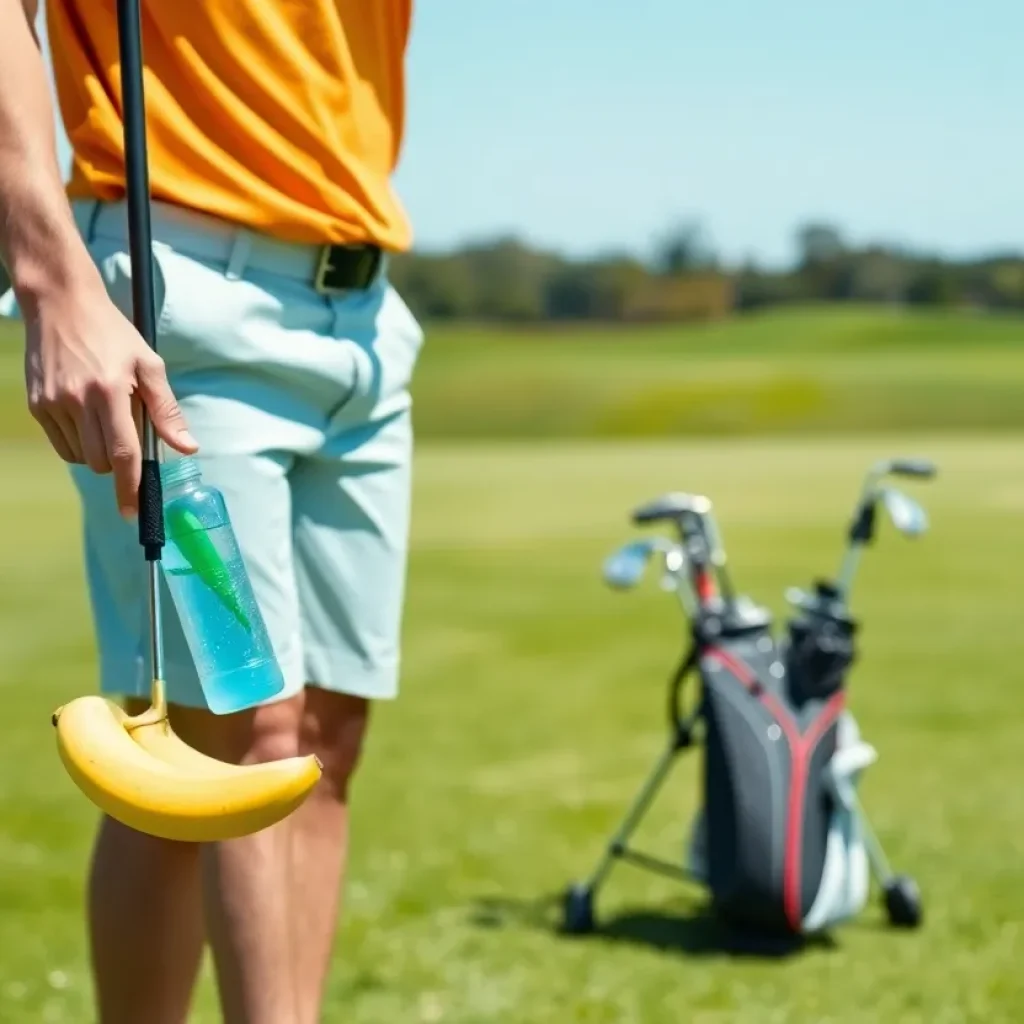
[704,646,845,932]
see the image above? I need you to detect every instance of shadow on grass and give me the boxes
[469,892,837,960]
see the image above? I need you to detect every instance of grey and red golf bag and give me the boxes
[684,604,876,935]
[563,475,929,940]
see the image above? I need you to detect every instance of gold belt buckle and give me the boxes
[314,244,383,295]
[314,246,348,297]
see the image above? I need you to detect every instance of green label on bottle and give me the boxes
[164,506,252,632]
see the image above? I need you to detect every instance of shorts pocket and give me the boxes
[376,283,425,399]
[87,236,176,344]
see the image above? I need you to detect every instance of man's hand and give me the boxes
[24,280,198,517]
[1,0,197,517]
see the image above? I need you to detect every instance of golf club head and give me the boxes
[865,457,938,493]
[631,492,722,565]
[632,492,712,529]
[887,458,937,480]
[601,539,663,590]
[839,458,937,598]
[659,545,687,592]
[602,537,688,592]
[879,487,928,537]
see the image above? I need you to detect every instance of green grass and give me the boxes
[2,434,1024,1022]
[407,305,1024,438]
[4,304,1024,440]
[2,304,1022,1018]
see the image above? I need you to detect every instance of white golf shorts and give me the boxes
[3,197,424,709]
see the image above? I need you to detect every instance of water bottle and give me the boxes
[158,455,285,714]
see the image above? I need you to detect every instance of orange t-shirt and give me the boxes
[46,0,414,251]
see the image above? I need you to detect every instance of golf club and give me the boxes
[871,457,937,482]
[632,492,737,609]
[602,538,697,616]
[878,487,929,536]
[116,0,167,694]
[689,503,738,608]
[836,456,937,599]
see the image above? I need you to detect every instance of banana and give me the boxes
[129,716,246,778]
[53,694,321,843]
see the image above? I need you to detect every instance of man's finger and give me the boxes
[78,407,113,474]
[47,407,85,463]
[36,411,80,464]
[135,355,198,454]
[98,396,143,517]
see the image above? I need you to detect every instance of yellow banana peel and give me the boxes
[52,681,321,842]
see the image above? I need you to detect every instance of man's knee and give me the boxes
[168,694,304,767]
[300,688,371,802]
[147,689,368,798]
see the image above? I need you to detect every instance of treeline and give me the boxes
[389,221,1024,323]
[3,219,1021,325]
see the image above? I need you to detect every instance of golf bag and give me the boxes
[684,589,874,935]
[563,465,932,939]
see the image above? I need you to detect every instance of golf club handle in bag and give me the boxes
[116,0,164,563]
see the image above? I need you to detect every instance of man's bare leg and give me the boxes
[172,695,305,1024]
[201,818,298,1024]
[172,688,369,1024]
[87,703,206,1024]
[290,689,370,1023]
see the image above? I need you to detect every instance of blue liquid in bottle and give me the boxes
[159,456,285,714]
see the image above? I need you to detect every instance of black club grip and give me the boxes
[138,458,165,560]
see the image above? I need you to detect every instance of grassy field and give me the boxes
[406,306,1024,439]
[2,432,1024,1022]
[3,304,1024,440]
[1,305,1023,1020]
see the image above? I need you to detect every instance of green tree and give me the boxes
[653,219,718,274]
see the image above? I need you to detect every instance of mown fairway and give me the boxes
[1,308,1023,1021]
[3,305,1024,441]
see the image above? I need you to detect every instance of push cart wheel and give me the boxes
[884,875,923,929]
[562,883,596,935]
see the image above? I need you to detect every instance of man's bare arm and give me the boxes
[0,0,98,311]
[0,0,196,514]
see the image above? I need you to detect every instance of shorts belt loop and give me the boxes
[225,230,253,281]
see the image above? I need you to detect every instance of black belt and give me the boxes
[314,243,384,295]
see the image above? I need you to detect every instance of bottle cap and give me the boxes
[160,454,202,490]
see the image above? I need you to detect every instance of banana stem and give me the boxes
[124,677,168,732]
[151,676,168,718]
[134,552,168,728]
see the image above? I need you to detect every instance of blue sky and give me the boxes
[41,1,1024,267]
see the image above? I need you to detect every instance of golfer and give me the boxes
[0,1,421,1022]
